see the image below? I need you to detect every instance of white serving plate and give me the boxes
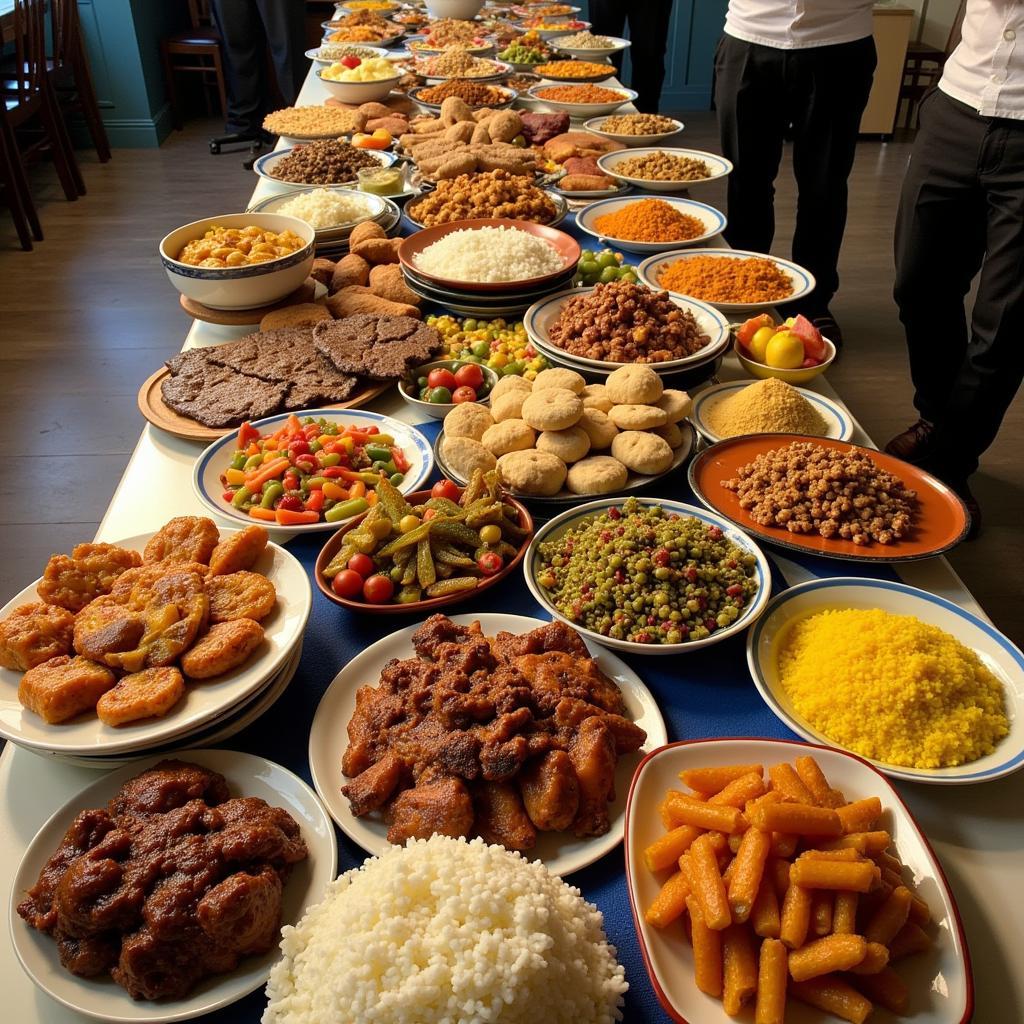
[525,498,772,655]
[9,748,337,1024]
[305,44,391,64]
[526,83,636,117]
[597,147,733,193]
[637,248,817,313]
[316,67,403,103]
[248,186,392,242]
[690,380,855,444]
[253,146,396,191]
[0,531,311,756]
[513,18,591,38]
[550,33,630,59]
[402,59,512,84]
[575,195,727,254]
[523,285,731,372]
[583,114,684,147]
[308,612,667,876]
[626,737,973,1024]
[747,578,1024,784]
[193,408,433,535]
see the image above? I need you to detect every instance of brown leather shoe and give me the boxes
[884,419,935,465]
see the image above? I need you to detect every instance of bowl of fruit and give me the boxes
[733,313,836,384]
[399,359,500,419]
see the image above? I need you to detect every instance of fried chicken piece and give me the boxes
[207,525,269,576]
[514,651,627,716]
[95,667,185,727]
[37,544,143,612]
[341,752,404,816]
[180,619,264,679]
[386,773,474,843]
[0,601,75,670]
[519,750,580,832]
[473,780,536,851]
[206,571,276,623]
[18,655,117,723]
[142,516,219,566]
[568,717,617,838]
[553,697,647,753]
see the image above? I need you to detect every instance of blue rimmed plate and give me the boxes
[524,496,772,655]
[690,380,854,444]
[596,147,733,192]
[192,408,433,535]
[576,195,727,255]
[747,577,1024,784]
[253,147,397,191]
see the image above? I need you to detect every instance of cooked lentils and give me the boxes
[417,80,511,105]
[271,140,383,184]
[721,441,917,545]
[547,279,711,364]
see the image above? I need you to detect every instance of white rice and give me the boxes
[262,835,628,1024]
[276,188,374,229]
[414,226,565,283]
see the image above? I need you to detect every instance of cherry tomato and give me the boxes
[363,574,395,603]
[431,479,461,501]
[477,551,503,577]
[340,54,361,69]
[452,386,477,403]
[331,569,363,599]
[277,495,305,513]
[348,553,374,577]
[427,367,457,391]
[454,363,484,390]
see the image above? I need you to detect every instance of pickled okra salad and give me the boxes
[219,415,413,527]
[535,499,759,644]
[321,471,529,605]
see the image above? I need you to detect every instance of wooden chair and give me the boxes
[161,0,228,131]
[898,0,968,128]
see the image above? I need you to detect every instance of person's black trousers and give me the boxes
[893,88,1024,484]
[588,0,674,113]
[210,0,306,135]
[714,34,876,317]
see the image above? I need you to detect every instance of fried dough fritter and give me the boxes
[207,525,269,577]
[206,571,277,623]
[142,516,219,566]
[109,562,210,600]
[37,544,143,612]
[96,667,185,727]
[0,602,76,670]
[18,655,117,723]
[181,619,264,679]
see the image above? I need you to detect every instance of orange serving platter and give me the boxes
[687,433,970,563]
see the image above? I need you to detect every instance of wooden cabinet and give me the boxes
[860,5,914,135]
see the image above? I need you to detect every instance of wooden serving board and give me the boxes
[179,279,319,326]
[137,367,395,442]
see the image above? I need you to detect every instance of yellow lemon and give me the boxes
[749,325,777,363]
[765,330,805,369]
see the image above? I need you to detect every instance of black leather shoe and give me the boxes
[885,419,936,465]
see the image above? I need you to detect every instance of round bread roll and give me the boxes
[536,426,591,464]
[657,388,692,423]
[578,407,619,450]
[481,418,536,456]
[566,455,629,495]
[491,389,527,422]
[497,450,567,496]
[606,364,664,405]
[580,383,613,412]
[610,430,674,475]
[444,402,494,441]
[655,420,685,449]
[520,388,583,431]
[533,367,585,394]
[490,374,533,400]
[608,404,668,430]
[442,435,497,478]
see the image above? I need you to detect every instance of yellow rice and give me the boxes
[777,608,1008,769]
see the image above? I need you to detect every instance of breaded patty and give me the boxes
[0,602,75,671]
[181,620,264,679]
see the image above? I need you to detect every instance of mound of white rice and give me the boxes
[262,836,628,1024]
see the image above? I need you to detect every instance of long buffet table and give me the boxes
[2,63,1022,1024]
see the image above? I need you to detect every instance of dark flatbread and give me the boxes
[313,315,442,380]
[161,368,286,428]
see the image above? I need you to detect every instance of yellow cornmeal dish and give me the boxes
[777,608,1008,769]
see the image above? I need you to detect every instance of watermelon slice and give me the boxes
[790,315,828,362]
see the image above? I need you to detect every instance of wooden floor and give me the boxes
[1,114,1021,642]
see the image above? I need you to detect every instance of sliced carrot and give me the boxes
[322,481,349,501]
[244,457,290,489]
[348,480,366,499]
[275,508,320,526]
[247,506,276,522]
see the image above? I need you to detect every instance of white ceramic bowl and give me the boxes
[315,67,403,103]
[397,358,500,419]
[158,213,314,311]
[524,497,772,654]
[575,195,727,255]
[305,44,390,65]
[583,113,684,147]
[527,82,635,117]
[597,147,733,192]
[247,186,390,242]
[253,146,397,191]
[425,0,484,16]
[549,33,630,59]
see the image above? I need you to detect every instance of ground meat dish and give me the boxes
[270,140,383,185]
[18,760,307,1001]
[547,279,711,364]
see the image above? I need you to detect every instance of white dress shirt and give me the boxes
[940,0,1024,120]
[724,0,874,49]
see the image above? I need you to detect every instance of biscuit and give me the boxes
[608,404,668,430]
[481,418,536,456]
[533,367,585,395]
[497,450,567,496]
[444,402,494,441]
[490,389,527,422]
[606,364,664,405]
[611,431,674,475]
[580,383,613,412]
[655,420,686,448]
[442,436,498,479]
[490,375,533,400]
[536,426,591,464]
[520,388,583,431]
[578,408,619,450]
[657,388,692,423]
[566,456,629,495]
[259,303,333,332]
